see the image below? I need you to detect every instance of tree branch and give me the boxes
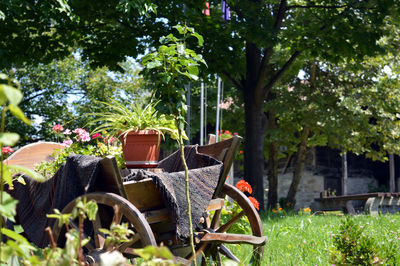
[255,0,287,94]
[287,4,348,9]
[263,50,301,95]
[273,0,287,30]
[222,70,243,90]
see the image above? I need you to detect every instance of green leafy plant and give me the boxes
[0,73,46,264]
[134,246,179,266]
[142,24,206,265]
[331,217,382,265]
[35,127,125,178]
[89,100,185,141]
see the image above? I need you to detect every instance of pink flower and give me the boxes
[92,133,102,139]
[73,128,90,142]
[52,124,64,133]
[63,129,71,135]
[2,146,14,154]
[62,139,73,147]
[108,137,116,144]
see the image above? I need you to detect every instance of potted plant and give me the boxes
[90,100,183,168]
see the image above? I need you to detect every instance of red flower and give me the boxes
[235,180,252,194]
[239,150,243,154]
[248,197,259,211]
[2,146,14,154]
[52,124,64,133]
[92,133,102,139]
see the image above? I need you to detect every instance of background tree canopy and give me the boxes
[4,56,146,143]
[2,0,400,209]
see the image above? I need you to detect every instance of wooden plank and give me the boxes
[144,208,170,224]
[205,198,224,212]
[98,156,127,198]
[123,178,163,211]
[4,142,65,170]
[198,232,267,245]
[315,192,387,202]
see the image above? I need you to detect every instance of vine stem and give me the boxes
[176,118,197,266]
[0,107,7,245]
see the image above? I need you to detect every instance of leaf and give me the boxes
[0,132,19,146]
[0,84,23,105]
[9,104,31,125]
[192,32,204,46]
[173,24,185,34]
[13,225,24,234]
[0,192,18,222]
[146,60,162,69]
[1,228,29,243]
[86,200,98,221]
[7,165,47,182]
[2,165,12,188]
[16,175,26,185]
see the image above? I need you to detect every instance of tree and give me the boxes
[274,29,400,205]
[5,55,145,143]
[1,0,399,209]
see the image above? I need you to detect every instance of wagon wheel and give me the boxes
[192,183,265,266]
[53,192,156,263]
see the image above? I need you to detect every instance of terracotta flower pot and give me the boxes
[120,130,160,168]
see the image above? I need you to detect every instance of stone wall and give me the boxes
[264,168,378,209]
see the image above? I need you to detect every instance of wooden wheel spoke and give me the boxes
[118,233,140,251]
[210,209,222,230]
[218,244,240,262]
[70,221,95,251]
[216,210,244,233]
[92,213,103,248]
[113,204,123,224]
[211,247,222,266]
[53,192,156,264]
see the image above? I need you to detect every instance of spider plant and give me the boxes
[89,100,185,141]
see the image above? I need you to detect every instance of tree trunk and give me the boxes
[243,93,267,211]
[242,42,267,210]
[286,127,310,206]
[267,138,279,209]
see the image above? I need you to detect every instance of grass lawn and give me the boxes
[232,211,400,265]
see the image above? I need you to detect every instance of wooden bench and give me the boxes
[311,192,400,215]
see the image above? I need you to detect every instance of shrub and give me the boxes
[331,217,382,265]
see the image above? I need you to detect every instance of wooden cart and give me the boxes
[48,136,266,265]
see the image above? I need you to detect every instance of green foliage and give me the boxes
[89,100,184,141]
[331,217,383,265]
[220,200,251,235]
[5,55,147,143]
[142,24,206,124]
[35,130,125,179]
[99,222,134,248]
[134,246,178,266]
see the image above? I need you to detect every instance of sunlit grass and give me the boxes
[232,211,400,265]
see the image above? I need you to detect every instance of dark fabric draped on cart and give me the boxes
[122,145,223,240]
[8,154,102,248]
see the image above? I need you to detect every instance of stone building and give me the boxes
[262,147,394,209]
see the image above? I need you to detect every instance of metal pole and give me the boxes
[200,81,204,145]
[215,77,221,142]
[341,151,348,195]
[204,83,207,142]
[185,83,191,145]
[390,153,395,193]
[220,79,224,134]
